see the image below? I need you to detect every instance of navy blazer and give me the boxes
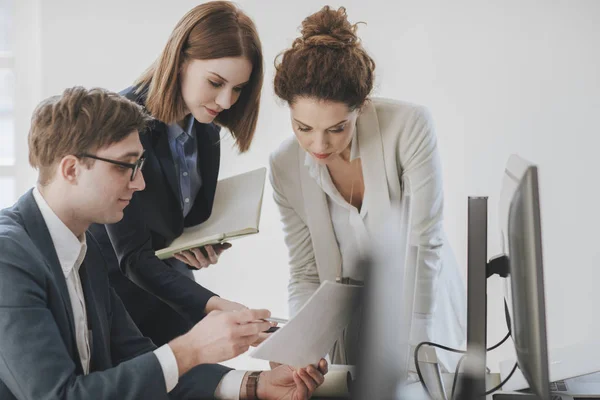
[93,85,222,326]
[0,190,231,400]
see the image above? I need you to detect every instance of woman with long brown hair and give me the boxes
[90,1,265,348]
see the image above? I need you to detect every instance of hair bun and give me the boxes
[299,6,358,49]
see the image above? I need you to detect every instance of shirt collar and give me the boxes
[32,187,87,278]
[167,114,196,142]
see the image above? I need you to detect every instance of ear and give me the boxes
[58,155,80,184]
[356,100,368,116]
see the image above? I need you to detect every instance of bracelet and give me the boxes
[246,371,261,400]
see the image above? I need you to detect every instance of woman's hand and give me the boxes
[173,242,232,269]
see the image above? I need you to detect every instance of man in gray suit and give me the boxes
[0,87,327,400]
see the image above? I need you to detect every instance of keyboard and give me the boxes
[550,381,568,392]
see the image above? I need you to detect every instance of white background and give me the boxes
[12,0,600,372]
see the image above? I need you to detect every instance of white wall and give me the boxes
[16,0,600,372]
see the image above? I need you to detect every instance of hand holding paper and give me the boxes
[250,281,362,367]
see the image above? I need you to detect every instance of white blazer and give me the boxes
[269,98,467,371]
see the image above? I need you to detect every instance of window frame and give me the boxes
[0,8,16,206]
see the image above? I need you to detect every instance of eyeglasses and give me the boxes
[78,151,146,181]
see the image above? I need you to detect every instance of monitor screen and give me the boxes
[500,155,550,399]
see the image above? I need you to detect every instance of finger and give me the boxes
[318,358,329,375]
[292,370,310,399]
[250,332,270,347]
[235,321,271,337]
[189,248,209,268]
[293,370,308,398]
[305,365,325,387]
[244,333,263,347]
[216,242,232,255]
[178,251,203,269]
[234,308,271,323]
[205,245,219,263]
[297,368,318,393]
[173,254,186,264]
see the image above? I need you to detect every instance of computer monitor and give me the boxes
[354,154,551,399]
[460,154,550,400]
[498,154,551,398]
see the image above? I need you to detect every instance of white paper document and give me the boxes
[250,281,362,367]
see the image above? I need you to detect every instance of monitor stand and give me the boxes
[458,196,489,399]
[455,197,511,399]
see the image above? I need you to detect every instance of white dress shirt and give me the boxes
[33,188,94,374]
[32,188,246,398]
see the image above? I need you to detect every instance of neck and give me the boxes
[338,142,353,163]
[38,184,88,239]
[177,118,187,130]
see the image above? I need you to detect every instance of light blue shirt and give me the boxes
[166,115,203,217]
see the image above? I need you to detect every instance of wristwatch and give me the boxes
[246,371,261,400]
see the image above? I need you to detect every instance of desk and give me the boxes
[311,372,501,399]
[400,372,501,399]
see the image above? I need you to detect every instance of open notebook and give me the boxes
[155,167,266,260]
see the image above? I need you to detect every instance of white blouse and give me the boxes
[304,135,370,282]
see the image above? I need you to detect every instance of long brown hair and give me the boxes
[136,1,263,152]
[274,6,375,111]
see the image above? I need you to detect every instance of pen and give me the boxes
[264,317,288,325]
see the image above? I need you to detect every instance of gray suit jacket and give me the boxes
[0,190,231,399]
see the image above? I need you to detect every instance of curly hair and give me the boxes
[274,6,375,110]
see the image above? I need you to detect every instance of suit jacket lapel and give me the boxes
[153,123,182,205]
[357,101,392,234]
[195,122,220,202]
[18,190,82,368]
[298,148,342,283]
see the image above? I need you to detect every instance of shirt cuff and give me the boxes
[154,344,180,393]
[214,370,247,400]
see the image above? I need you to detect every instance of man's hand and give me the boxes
[174,242,232,269]
[269,361,282,370]
[256,359,328,400]
[204,297,276,346]
[249,321,278,347]
[169,309,271,376]
[205,296,247,314]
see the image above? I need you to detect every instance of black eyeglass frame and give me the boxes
[78,151,146,181]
